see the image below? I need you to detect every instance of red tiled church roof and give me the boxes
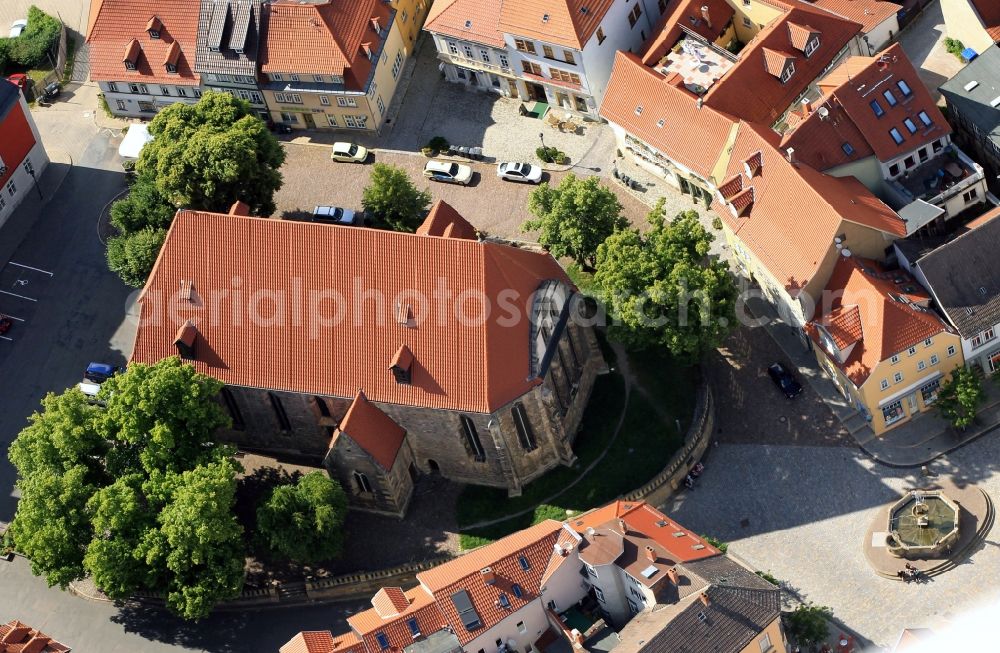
[333,391,407,471]
[131,208,572,414]
[416,200,479,240]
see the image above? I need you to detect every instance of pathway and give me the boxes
[896,0,965,103]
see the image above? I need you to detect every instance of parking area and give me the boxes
[0,261,54,350]
[275,146,657,239]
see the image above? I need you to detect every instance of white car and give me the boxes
[330,142,368,163]
[497,162,543,184]
[423,160,473,185]
[312,205,358,225]
[9,19,27,38]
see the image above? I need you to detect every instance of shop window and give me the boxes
[920,379,940,405]
[882,400,905,426]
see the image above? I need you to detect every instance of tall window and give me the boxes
[221,387,245,430]
[896,80,912,97]
[882,89,897,106]
[542,45,555,59]
[108,81,118,92]
[563,50,575,65]
[870,99,884,117]
[889,127,904,144]
[514,39,536,54]
[268,392,291,431]
[392,51,403,79]
[780,61,795,83]
[354,471,373,494]
[627,4,642,27]
[596,27,606,44]
[315,396,331,417]
[512,402,537,451]
[460,415,486,462]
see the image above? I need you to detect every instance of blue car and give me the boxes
[84,362,122,383]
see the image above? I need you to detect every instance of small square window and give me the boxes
[870,100,885,117]
[880,379,889,390]
[891,354,900,364]
[907,346,917,356]
[924,338,932,347]
[842,142,855,156]
[947,345,956,356]
[917,360,926,371]
[930,354,939,365]
[893,372,903,384]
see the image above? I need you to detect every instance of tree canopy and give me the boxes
[106,228,167,288]
[139,92,285,215]
[522,174,627,270]
[361,163,432,232]
[785,603,832,647]
[256,472,348,562]
[937,366,984,429]
[8,358,245,619]
[593,201,736,361]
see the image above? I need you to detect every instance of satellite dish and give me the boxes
[841,248,852,257]
[818,106,830,120]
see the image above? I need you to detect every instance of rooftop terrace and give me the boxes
[654,35,735,95]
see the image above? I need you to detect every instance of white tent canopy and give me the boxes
[118,124,153,159]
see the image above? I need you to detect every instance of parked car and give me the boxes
[496,161,542,184]
[0,316,12,335]
[767,362,803,399]
[78,381,102,397]
[330,142,368,163]
[423,160,473,185]
[6,74,28,92]
[9,19,27,38]
[267,120,293,134]
[312,205,358,225]
[84,362,122,383]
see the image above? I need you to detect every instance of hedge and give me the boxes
[1,6,61,70]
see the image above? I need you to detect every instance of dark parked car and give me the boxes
[767,362,803,399]
[84,362,122,383]
[0,315,12,335]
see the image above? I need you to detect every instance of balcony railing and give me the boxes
[887,143,985,209]
[436,51,513,77]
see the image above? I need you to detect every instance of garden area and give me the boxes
[0,6,63,98]
[457,335,698,549]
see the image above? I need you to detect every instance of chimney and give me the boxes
[800,97,813,115]
[644,546,656,563]
[696,98,704,109]
[173,320,198,360]
[480,567,496,585]
[574,630,585,646]
[700,5,711,29]
[228,200,250,216]
[699,592,710,607]
[667,567,679,584]
[785,147,796,164]
[617,518,627,534]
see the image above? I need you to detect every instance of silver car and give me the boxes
[497,162,543,184]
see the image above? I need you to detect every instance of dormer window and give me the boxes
[780,61,795,83]
[370,17,383,35]
[163,41,181,75]
[390,344,413,385]
[123,38,141,71]
[146,16,163,39]
[362,42,374,61]
[804,36,819,57]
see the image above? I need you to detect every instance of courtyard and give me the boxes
[664,435,1000,648]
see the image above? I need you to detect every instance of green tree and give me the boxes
[256,472,348,562]
[361,163,431,232]
[138,92,285,215]
[522,174,627,270]
[106,228,167,288]
[6,7,61,68]
[109,177,176,234]
[8,359,245,619]
[937,366,984,429]
[593,201,736,361]
[785,603,832,647]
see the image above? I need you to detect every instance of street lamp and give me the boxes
[539,131,545,147]
[23,159,42,200]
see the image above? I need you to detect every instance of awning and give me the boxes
[118,124,153,159]
[878,371,942,407]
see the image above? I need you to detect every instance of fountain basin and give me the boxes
[886,490,960,559]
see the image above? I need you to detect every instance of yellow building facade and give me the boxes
[738,617,788,653]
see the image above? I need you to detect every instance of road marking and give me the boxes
[0,335,11,342]
[2,315,25,321]
[0,290,36,302]
[8,262,53,276]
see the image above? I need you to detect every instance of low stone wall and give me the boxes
[304,556,452,602]
[622,382,714,507]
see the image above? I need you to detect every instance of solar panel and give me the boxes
[451,590,482,631]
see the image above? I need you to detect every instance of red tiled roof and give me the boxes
[641,0,735,65]
[823,304,864,349]
[715,122,905,295]
[417,200,479,240]
[971,0,1000,42]
[371,587,411,617]
[808,256,951,386]
[350,587,446,653]
[131,210,572,414]
[87,0,200,85]
[499,0,615,50]
[779,98,874,171]
[816,44,951,162]
[261,0,389,89]
[333,391,406,471]
[599,51,736,179]
[0,621,70,653]
[424,0,505,49]
[787,23,819,52]
[761,47,796,77]
[703,4,862,124]
[809,0,901,34]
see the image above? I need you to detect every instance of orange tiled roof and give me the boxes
[416,200,479,240]
[761,47,796,78]
[261,0,389,89]
[702,4,862,124]
[346,586,446,653]
[816,44,951,162]
[641,0,735,65]
[808,256,951,386]
[371,587,412,617]
[424,0,505,49]
[779,98,874,171]
[499,0,615,50]
[715,122,905,296]
[823,305,864,349]
[963,205,1000,231]
[0,621,70,653]
[87,0,200,85]
[131,210,572,414]
[599,51,735,179]
[279,631,361,653]
[971,0,1000,42]
[333,391,406,471]
[809,0,901,34]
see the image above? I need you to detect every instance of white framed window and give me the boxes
[129,83,140,93]
[804,36,819,57]
[891,354,900,364]
[930,354,939,365]
[758,633,772,653]
[290,94,302,103]
[917,360,926,371]
[392,51,403,79]
[883,399,905,426]
[270,73,283,81]
[947,345,957,356]
[319,95,330,105]
[344,115,368,129]
[274,92,286,102]
[368,81,378,98]
[0,195,5,211]
[160,86,170,96]
[377,95,385,115]
[880,379,890,391]
[337,97,358,107]
[326,115,338,127]
[480,49,490,63]
[6,180,16,196]
[289,74,299,81]
[280,112,297,123]
[314,75,324,82]
[924,338,933,347]
[116,99,126,111]
[401,9,408,23]
[177,87,187,97]
[780,61,795,83]
[972,328,996,348]
[963,188,979,203]
[498,53,509,68]
[920,379,941,405]
[193,88,202,97]
[462,44,473,58]
[593,586,605,603]
[108,81,118,92]
[907,346,917,356]
[893,372,903,384]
